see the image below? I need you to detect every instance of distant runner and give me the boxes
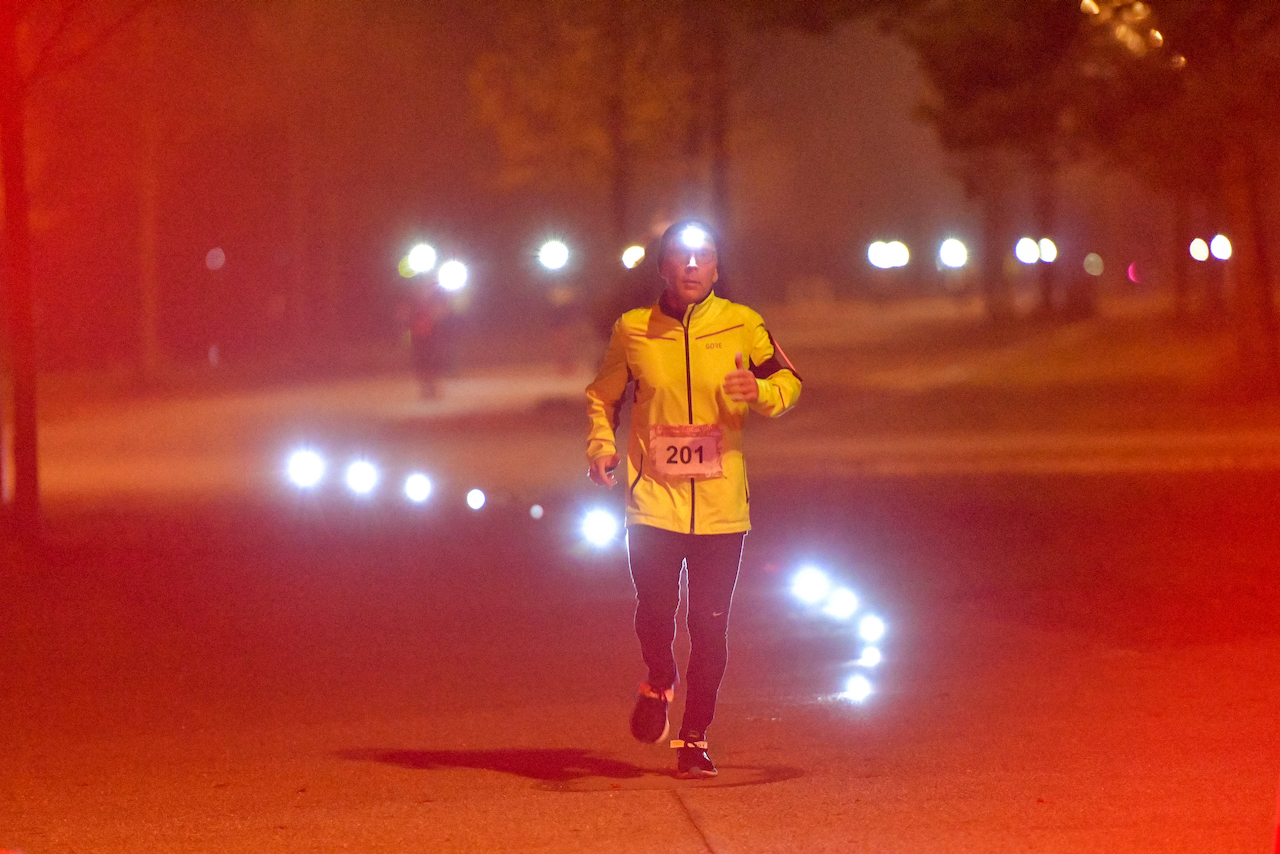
[586,219,802,778]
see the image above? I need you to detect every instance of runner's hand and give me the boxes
[724,353,759,402]
[589,453,621,488]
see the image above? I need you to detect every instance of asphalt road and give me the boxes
[4,370,1280,852]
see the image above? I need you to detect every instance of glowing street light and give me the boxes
[466,488,486,510]
[842,674,873,703]
[438,259,468,291]
[345,460,379,495]
[621,245,646,269]
[1210,234,1232,261]
[822,587,860,621]
[404,473,433,503]
[1189,238,1210,262]
[868,240,909,270]
[1083,253,1105,276]
[857,646,883,667]
[1015,237,1040,264]
[868,241,890,269]
[407,243,437,275]
[858,614,887,643]
[791,566,832,605]
[1038,238,1058,263]
[581,509,620,547]
[938,238,968,269]
[538,240,569,271]
[286,449,326,488]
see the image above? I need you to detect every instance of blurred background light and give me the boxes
[868,241,890,269]
[858,614,886,643]
[938,238,968,269]
[466,488,486,510]
[206,247,226,271]
[345,460,379,495]
[791,566,831,605]
[581,508,620,546]
[887,240,909,267]
[1189,238,1210,262]
[1210,234,1232,261]
[404,473,432,503]
[438,259,469,291]
[621,245,645,269]
[406,243,437,275]
[1015,237,1040,264]
[538,239,569,271]
[857,646,883,667]
[530,504,544,520]
[842,674,873,703]
[1127,262,1141,283]
[1083,253,1104,276]
[1037,238,1058,263]
[286,449,325,488]
[822,587,859,620]
[868,240,909,269]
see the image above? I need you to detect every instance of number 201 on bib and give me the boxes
[649,424,724,480]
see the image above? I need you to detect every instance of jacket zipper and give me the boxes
[630,451,644,496]
[683,307,695,534]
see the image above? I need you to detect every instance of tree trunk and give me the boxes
[604,0,629,248]
[0,4,39,532]
[706,1,731,234]
[138,7,163,382]
[980,192,1015,323]
[286,0,315,348]
[1223,141,1280,394]
[1032,157,1056,317]
[286,115,309,347]
[1245,142,1280,390]
[320,180,342,342]
[682,0,731,235]
[1171,188,1191,319]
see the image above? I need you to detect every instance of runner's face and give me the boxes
[660,232,718,309]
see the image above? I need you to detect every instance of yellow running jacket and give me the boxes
[586,291,801,535]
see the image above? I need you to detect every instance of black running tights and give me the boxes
[626,524,745,738]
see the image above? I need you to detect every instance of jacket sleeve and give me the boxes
[585,318,630,462]
[746,321,801,417]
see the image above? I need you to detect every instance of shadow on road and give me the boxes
[337,747,647,782]
[336,748,808,792]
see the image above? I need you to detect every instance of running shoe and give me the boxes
[672,734,717,779]
[629,683,672,743]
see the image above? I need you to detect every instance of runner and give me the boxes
[586,218,802,779]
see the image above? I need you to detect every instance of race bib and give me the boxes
[649,424,724,480]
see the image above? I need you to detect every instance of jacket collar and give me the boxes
[659,289,719,324]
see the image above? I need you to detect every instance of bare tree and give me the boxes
[1,0,147,534]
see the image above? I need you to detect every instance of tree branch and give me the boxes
[26,0,151,87]
[1242,8,1280,42]
[27,0,83,84]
